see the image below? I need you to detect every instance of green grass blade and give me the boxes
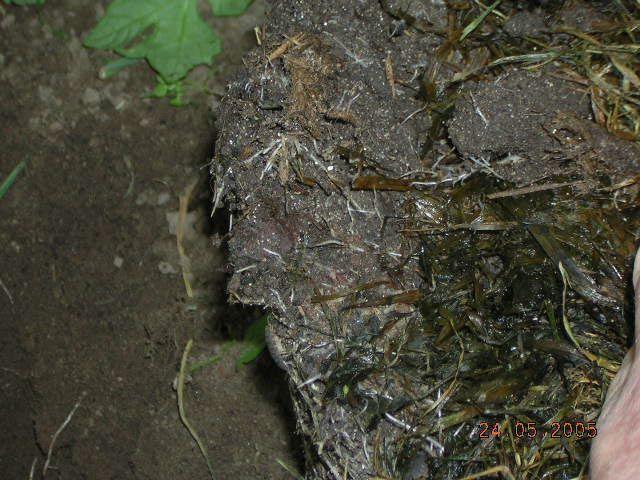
[0,161,26,200]
[460,0,502,41]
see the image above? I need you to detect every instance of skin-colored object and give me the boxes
[590,248,640,479]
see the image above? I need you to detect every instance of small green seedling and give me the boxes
[84,0,253,103]
[185,316,268,373]
[149,76,187,107]
[236,315,269,367]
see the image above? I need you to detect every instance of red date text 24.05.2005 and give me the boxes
[478,421,597,439]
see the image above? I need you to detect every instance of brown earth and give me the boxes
[0,1,300,479]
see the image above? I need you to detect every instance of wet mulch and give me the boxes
[214,0,639,478]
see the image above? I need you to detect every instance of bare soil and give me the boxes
[0,1,300,479]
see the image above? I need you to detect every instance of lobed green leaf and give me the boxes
[85,0,223,82]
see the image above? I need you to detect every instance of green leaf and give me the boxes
[85,0,222,82]
[208,0,253,17]
[236,315,268,366]
[84,0,165,51]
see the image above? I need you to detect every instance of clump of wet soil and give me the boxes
[214,0,639,478]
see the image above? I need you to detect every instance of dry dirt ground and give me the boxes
[0,1,300,479]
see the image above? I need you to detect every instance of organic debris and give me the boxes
[213,1,640,478]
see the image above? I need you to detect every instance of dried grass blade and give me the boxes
[457,465,515,480]
[487,181,584,199]
[177,340,215,479]
[177,180,197,298]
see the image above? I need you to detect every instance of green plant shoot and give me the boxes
[236,315,268,367]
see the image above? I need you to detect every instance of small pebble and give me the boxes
[135,189,155,206]
[157,192,171,206]
[113,256,124,268]
[158,262,177,275]
[82,87,101,106]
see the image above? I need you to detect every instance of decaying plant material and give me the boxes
[213,1,640,478]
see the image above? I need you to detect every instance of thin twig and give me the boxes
[598,174,639,192]
[385,52,396,97]
[268,33,306,61]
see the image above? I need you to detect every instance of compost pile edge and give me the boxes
[212,1,640,478]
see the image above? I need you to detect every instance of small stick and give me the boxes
[253,26,263,46]
[268,33,305,61]
[42,392,86,477]
[598,174,639,192]
[385,52,396,97]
